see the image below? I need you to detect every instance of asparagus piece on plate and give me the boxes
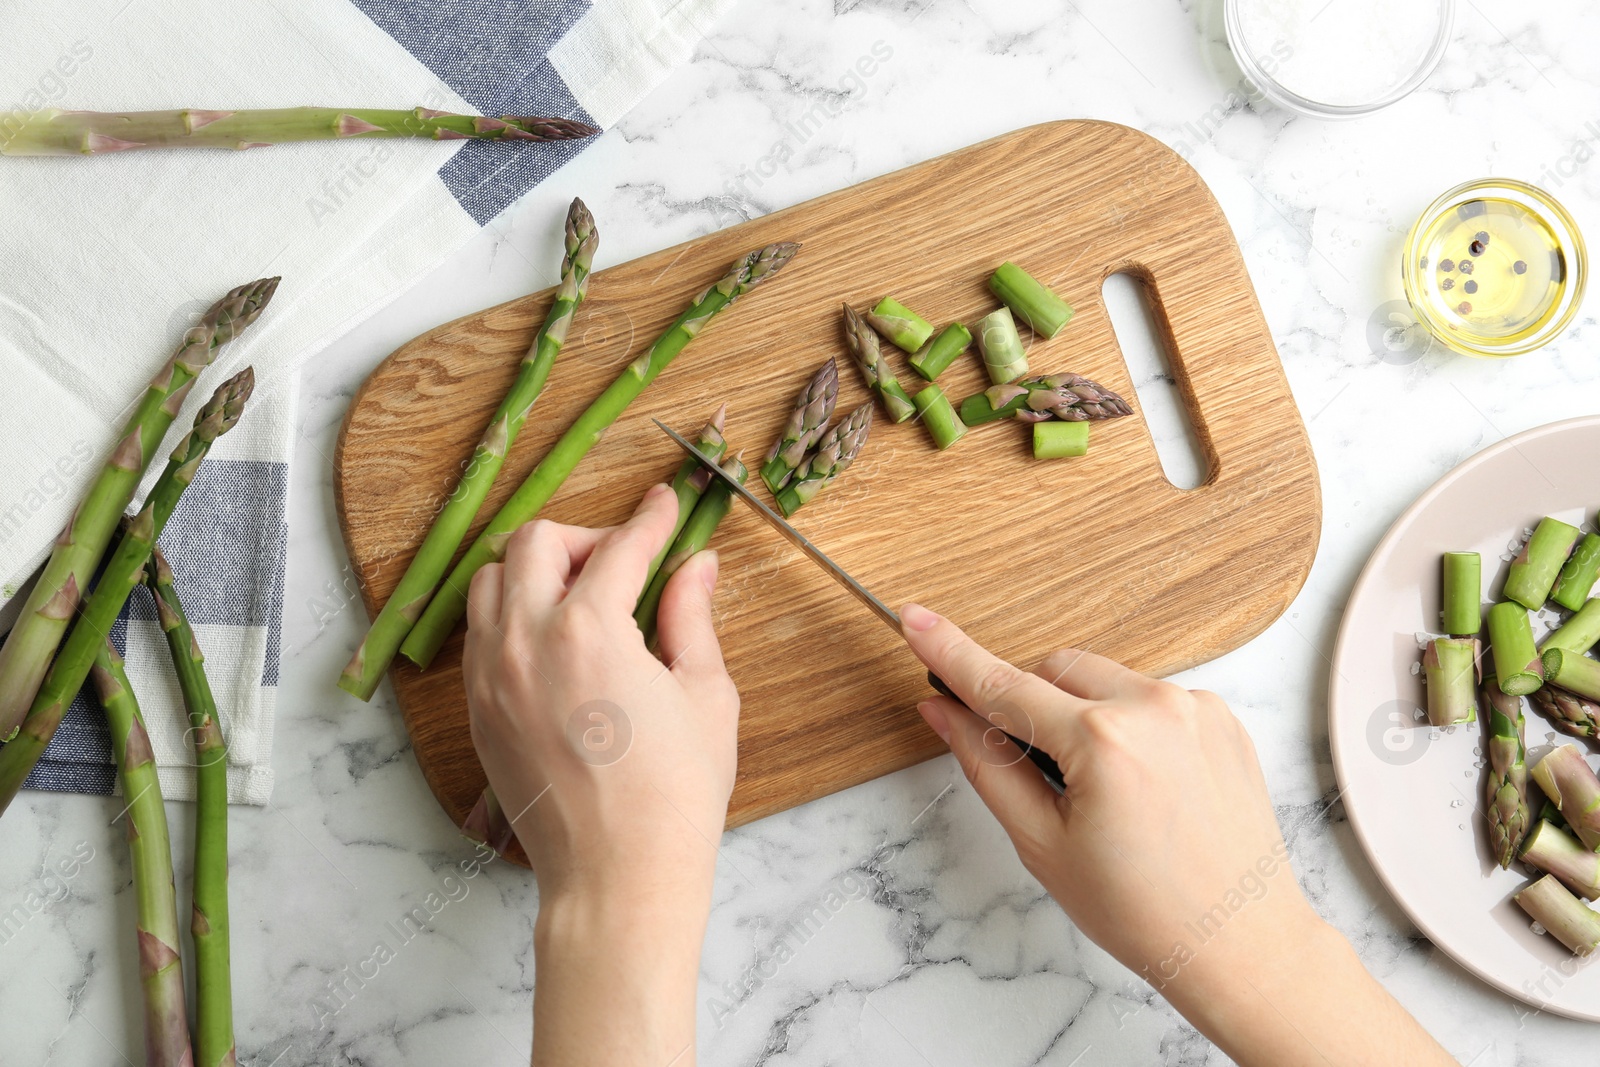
[1520,820,1600,899]
[1487,602,1543,696]
[987,261,1074,338]
[1543,797,1572,831]
[0,370,255,817]
[644,407,728,592]
[340,199,598,701]
[912,385,966,450]
[865,297,933,353]
[462,786,516,857]
[0,279,275,741]
[908,322,972,381]
[1034,421,1090,459]
[1542,598,1600,656]
[1530,684,1600,739]
[1441,551,1482,637]
[1530,744,1600,851]
[0,107,597,155]
[1504,517,1581,610]
[1422,637,1478,725]
[842,304,915,423]
[1482,678,1529,868]
[1551,534,1600,612]
[775,403,873,518]
[635,454,747,647]
[143,548,233,1067]
[90,641,193,1067]
[959,373,1133,426]
[400,242,801,669]
[974,307,1028,384]
[1541,648,1600,703]
[760,361,837,493]
[1515,874,1600,957]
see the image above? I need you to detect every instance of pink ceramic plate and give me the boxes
[1330,415,1600,1022]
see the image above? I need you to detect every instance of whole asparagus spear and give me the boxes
[0,107,597,155]
[775,403,873,518]
[339,199,598,701]
[635,453,747,647]
[1481,677,1529,869]
[1530,684,1600,738]
[642,407,728,595]
[760,360,837,493]
[841,304,915,423]
[0,279,275,741]
[0,369,254,816]
[143,548,233,1067]
[959,373,1133,426]
[89,640,193,1067]
[399,242,801,669]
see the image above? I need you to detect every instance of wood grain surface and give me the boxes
[334,120,1321,866]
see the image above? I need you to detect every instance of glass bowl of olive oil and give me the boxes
[1402,179,1586,357]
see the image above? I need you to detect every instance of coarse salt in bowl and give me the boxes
[1225,0,1455,118]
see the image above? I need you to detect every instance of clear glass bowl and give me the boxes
[1225,0,1455,118]
[1401,178,1587,358]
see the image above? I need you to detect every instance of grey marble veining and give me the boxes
[4,0,1600,1063]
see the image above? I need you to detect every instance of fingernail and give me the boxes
[901,603,940,632]
[700,550,720,593]
[918,700,951,743]
[645,482,672,501]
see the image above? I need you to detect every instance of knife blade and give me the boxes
[652,418,1064,789]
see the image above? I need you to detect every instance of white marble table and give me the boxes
[6,1,1600,1063]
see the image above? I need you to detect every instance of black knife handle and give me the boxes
[926,671,1065,791]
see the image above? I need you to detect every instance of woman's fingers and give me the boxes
[654,551,733,692]
[467,561,506,632]
[900,603,1083,754]
[1033,647,1152,703]
[500,519,609,614]
[919,695,1060,848]
[569,484,680,616]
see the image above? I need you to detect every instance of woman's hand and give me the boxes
[462,484,739,1065]
[900,603,1455,1067]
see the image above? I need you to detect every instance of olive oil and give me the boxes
[1403,179,1586,357]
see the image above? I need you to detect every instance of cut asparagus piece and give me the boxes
[1482,677,1529,868]
[865,296,934,353]
[400,242,800,669]
[1552,534,1600,611]
[0,369,254,817]
[912,385,966,450]
[1530,684,1600,739]
[1422,637,1478,725]
[143,548,233,1067]
[1541,648,1600,703]
[1544,797,1572,831]
[340,199,597,701]
[988,261,1074,338]
[842,304,915,423]
[761,362,837,493]
[0,107,597,155]
[1441,551,1481,637]
[1505,517,1581,610]
[1543,598,1600,656]
[644,408,728,592]
[775,403,873,518]
[959,373,1133,426]
[635,454,746,647]
[1487,601,1543,696]
[89,641,193,1067]
[1520,820,1600,899]
[974,307,1028,384]
[1034,421,1090,459]
[908,323,972,381]
[1531,745,1600,851]
[462,786,516,857]
[0,278,276,741]
[1515,874,1600,956]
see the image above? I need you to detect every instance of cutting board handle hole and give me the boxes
[1102,272,1209,491]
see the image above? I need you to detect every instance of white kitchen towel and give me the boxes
[0,0,736,803]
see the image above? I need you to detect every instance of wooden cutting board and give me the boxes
[335,120,1320,865]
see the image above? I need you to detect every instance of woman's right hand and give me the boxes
[899,602,1456,1067]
